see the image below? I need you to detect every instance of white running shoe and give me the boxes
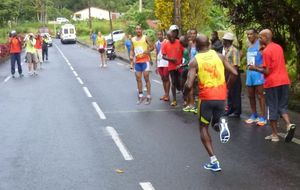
[219,117,230,143]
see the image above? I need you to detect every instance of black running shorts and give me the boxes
[198,100,225,126]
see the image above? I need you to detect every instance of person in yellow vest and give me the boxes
[24,33,37,76]
[130,25,154,105]
[184,34,237,172]
[96,32,107,68]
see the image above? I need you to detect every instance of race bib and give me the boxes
[247,52,257,66]
[135,46,144,56]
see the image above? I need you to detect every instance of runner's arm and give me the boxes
[129,39,134,68]
[218,53,238,89]
[218,54,238,75]
[248,65,269,75]
[145,37,154,54]
[184,58,198,92]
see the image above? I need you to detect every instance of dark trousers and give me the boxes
[227,72,242,115]
[10,53,22,75]
[42,48,48,61]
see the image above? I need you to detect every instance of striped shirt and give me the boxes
[223,45,240,66]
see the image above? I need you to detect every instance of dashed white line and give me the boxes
[278,133,300,145]
[4,76,11,83]
[117,62,124,66]
[140,182,155,190]
[70,66,74,71]
[73,71,78,77]
[83,87,92,98]
[92,102,106,120]
[106,126,134,161]
[152,79,162,85]
[77,77,84,85]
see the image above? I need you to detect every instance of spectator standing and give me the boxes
[8,30,23,78]
[249,29,296,142]
[223,32,242,118]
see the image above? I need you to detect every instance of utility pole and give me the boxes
[174,0,181,28]
[88,0,92,29]
[139,0,142,12]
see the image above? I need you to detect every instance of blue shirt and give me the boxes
[190,46,198,59]
[91,33,97,41]
[247,40,262,66]
[125,39,131,51]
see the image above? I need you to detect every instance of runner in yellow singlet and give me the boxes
[184,34,237,172]
[130,25,154,105]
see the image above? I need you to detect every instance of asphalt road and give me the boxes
[0,39,299,190]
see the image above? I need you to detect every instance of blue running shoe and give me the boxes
[204,161,221,172]
[257,116,267,127]
[219,117,230,143]
[245,114,258,124]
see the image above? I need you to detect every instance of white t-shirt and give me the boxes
[156,40,168,67]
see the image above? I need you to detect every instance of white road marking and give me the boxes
[83,87,92,98]
[106,126,133,161]
[104,109,180,114]
[117,62,124,66]
[77,77,84,85]
[92,102,106,120]
[70,66,74,71]
[152,79,162,85]
[73,71,78,77]
[4,76,11,83]
[140,182,155,190]
[278,133,300,145]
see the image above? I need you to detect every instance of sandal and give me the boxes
[163,96,169,101]
[170,101,177,106]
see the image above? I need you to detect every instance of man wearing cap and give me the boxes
[222,32,241,117]
[8,30,23,78]
[162,29,184,106]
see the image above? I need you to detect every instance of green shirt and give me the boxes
[183,48,190,71]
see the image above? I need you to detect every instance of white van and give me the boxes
[60,24,76,44]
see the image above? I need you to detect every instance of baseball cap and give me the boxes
[169,25,179,31]
[223,32,234,41]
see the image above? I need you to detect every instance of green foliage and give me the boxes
[143,29,156,43]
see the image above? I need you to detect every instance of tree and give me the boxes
[154,0,174,31]
[214,0,300,79]
[181,0,212,33]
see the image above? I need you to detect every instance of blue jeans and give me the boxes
[10,53,22,75]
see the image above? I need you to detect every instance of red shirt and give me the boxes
[10,37,21,53]
[262,42,290,88]
[162,39,184,71]
[35,37,43,49]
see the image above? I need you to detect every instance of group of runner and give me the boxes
[129,25,296,172]
[9,31,50,78]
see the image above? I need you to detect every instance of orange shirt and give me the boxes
[162,39,184,71]
[10,37,21,53]
[35,37,43,49]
